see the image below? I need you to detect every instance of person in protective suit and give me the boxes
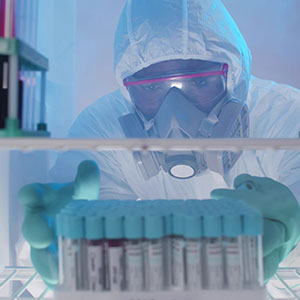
[19,0,300,288]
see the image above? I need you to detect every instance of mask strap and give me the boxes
[198,99,225,137]
[135,107,155,131]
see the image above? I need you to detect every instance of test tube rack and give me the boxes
[0,37,50,137]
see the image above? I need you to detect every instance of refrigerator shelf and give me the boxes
[1,267,300,300]
[0,266,52,300]
[0,138,300,152]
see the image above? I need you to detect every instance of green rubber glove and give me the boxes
[18,160,100,288]
[211,174,300,282]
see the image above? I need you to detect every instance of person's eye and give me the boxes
[143,83,162,91]
[192,78,207,87]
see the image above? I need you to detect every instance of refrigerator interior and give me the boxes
[1,0,300,299]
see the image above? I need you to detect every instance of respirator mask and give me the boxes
[119,63,249,180]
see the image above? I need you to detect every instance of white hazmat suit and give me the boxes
[51,0,300,202]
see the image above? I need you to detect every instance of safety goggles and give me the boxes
[123,64,228,117]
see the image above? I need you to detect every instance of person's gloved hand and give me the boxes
[211,174,300,282]
[18,160,100,289]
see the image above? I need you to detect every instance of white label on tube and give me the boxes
[63,240,77,291]
[172,237,185,288]
[87,245,104,291]
[108,246,124,291]
[144,241,164,291]
[249,236,258,286]
[205,239,223,289]
[186,240,202,290]
[125,243,143,291]
[225,239,242,290]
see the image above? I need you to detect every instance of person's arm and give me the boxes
[50,100,138,201]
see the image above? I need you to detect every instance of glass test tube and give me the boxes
[144,212,165,291]
[184,212,203,290]
[163,213,172,289]
[85,214,105,291]
[171,212,186,289]
[203,213,224,289]
[124,213,144,291]
[62,215,87,291]
[243,211,264,288]
[56,213,64,286]
[223,213,243,290]
[105,213,125,291]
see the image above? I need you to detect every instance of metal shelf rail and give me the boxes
[0,266,52,300]
[268,268,300,300]
[0,266,300,300]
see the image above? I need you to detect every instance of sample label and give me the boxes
[172,237,185,288]
[87,245,104,291]
[225,239,242,290]
[144,241,164,291]
[186,240,202,290]
[125,243,143,291]
[249,237,258,285]
[108,246,124,291]
[205,239,223,289]
[63,239,78,291]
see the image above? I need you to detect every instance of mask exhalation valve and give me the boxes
[169,164,196,179]
[166,155,198,179]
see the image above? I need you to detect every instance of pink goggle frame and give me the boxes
[123,64,228,88]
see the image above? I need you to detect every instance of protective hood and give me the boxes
[114,0,252,104]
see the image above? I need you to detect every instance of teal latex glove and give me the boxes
[18,160,100,288]
[211,174,300,282]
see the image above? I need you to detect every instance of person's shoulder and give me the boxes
[247,76,300,138]
[247,76,300,109]
[69,89,133,138]
[75,89,132,123]
[86,89,131,114]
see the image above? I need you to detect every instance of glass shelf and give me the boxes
[0,38,48,71]
[0,138,299,152]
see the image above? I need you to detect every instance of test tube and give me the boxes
[124,211,144,291]
[153,200,172,289]
[104,212,125,291]
[171,211,186,289]
[62,214,86,291]
[0,57,8,129]
[164,212,172,289]
[56,213,65,286]
[143,211,165,291]
[203,212,224,289]
[243,210,264,288]
[223,212,243,290]
[85,214,105,291]
[184,211,203,290]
